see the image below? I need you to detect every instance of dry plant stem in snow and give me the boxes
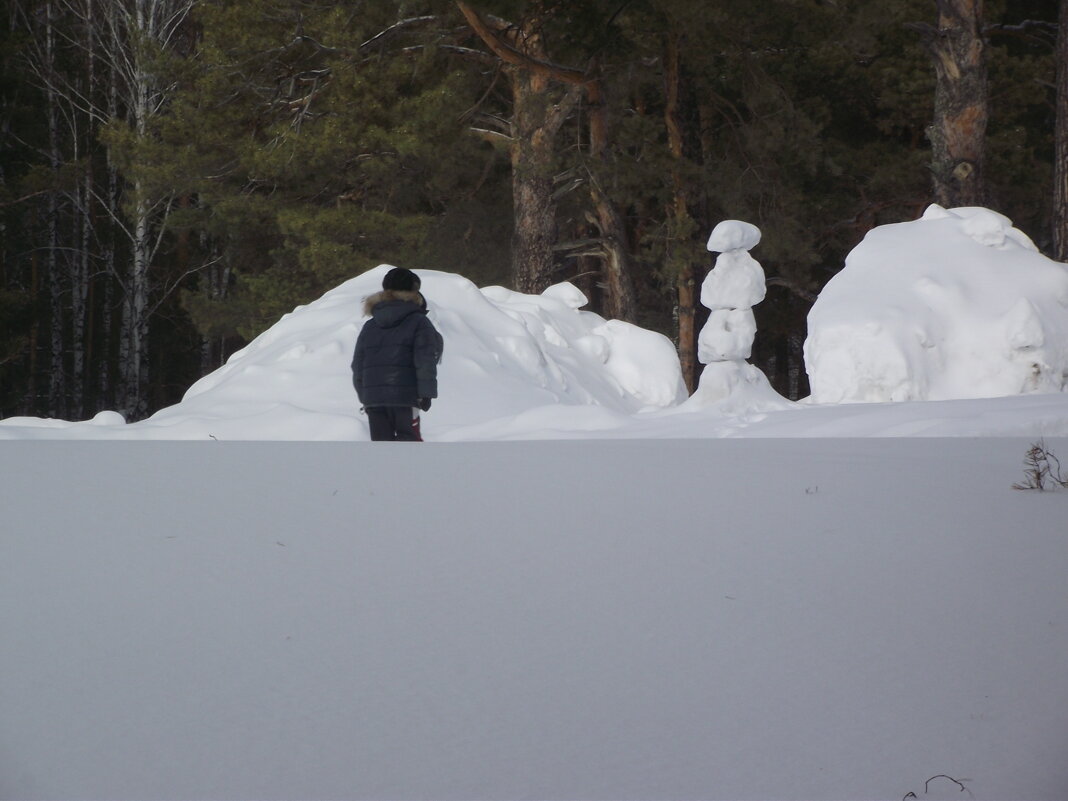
[901,773,972,800]
[1013,440,1068,490]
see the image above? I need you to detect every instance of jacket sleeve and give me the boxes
[351,329,365,398]
[413,317,443,399]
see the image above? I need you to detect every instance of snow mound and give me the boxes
[804,204,1068,403]
[136,267,687,439]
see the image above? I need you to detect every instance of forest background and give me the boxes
[0,0,1063,422]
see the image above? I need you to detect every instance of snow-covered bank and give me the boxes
[2,438,1067,800]
[0,267,690,442]
[806,205,1068,403]
[3,205,1068,443]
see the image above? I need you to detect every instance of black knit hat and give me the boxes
[382,267,420,292]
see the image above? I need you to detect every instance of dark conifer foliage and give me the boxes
[0,0,1061,418]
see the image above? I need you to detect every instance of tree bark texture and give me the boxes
[664,32,698,394]
[1054,0,1068,261]
[457,1,635,312]
[586,75,637,323]
[921,0,989,207]
[45,0,66,417]
[509,67,560,295]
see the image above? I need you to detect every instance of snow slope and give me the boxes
[3,437,1067,801]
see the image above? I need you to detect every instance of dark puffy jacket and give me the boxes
[351,289,443,407]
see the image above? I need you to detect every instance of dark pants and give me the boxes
[366,406,422,441]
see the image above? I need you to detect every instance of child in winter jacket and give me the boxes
[351,268,443,441]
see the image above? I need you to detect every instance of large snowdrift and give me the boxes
[0,268,687,440]
[805,205,1068,403]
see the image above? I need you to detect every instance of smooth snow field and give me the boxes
[3,437,1067,801]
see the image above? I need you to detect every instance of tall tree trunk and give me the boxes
[1054,0,1068,261]
[918,0,989,207]
[72,168,91,418]
[45,0,65,417]
[71,1,97,419]
[105,0,191,417]
[510,69,558,294]
[586,76,637,323]
[457,1,583,297]
[100,14,120,409]
[589,180,637,322]
[664,31,698,394]
[123,187,151,417]
[119,18,155,418]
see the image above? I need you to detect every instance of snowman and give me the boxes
[686,220,789,410]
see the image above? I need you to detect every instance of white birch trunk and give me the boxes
[112,0,192,417]
[70,1,96,418]
[101,2,120,407]
[125,187,151,415]
[71,169,91,418]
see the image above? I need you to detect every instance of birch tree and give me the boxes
[15,0,84,416]
[99,0,193,417]
[14,0,193,418]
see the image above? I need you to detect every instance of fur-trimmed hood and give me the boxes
[363,289,423,316]
[362,289,427,328]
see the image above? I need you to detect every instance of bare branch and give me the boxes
[545,82,585,137]
[148,254,225,316]
[765,276,817,303]
[455,1,591,86]
[359,15,438,51]
[0,189,56,208]
[469,127,513,146]
[986,20,1058,47]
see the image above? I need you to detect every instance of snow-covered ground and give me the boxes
[3,208,1068,800]
[2,437,1067,801]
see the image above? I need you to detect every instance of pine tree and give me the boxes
[165,0,504,353]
